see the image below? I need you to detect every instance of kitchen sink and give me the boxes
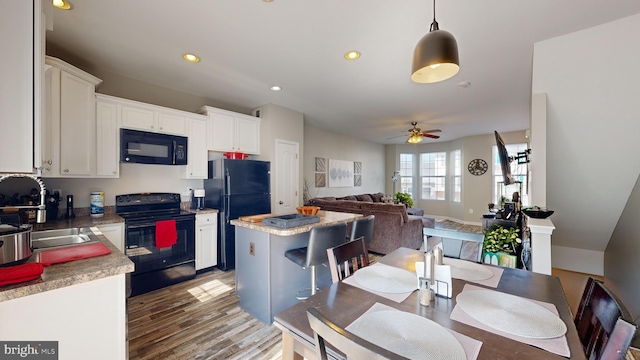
[32,227,100,249]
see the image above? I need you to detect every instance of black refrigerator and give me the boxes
[204,159,271,271]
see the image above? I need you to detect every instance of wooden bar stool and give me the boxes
[285,223,347,300]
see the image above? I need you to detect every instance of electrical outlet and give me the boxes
[249,242,255,256]
[468,208,474,214]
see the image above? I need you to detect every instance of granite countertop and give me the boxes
[231,210,362,236]
[32,213,125,231]
[188,208,219,215]
[0,221,134,303]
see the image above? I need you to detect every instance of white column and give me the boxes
[528,216,555,275]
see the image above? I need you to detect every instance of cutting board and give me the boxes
[238,213,276,223]
[37,243,112,266]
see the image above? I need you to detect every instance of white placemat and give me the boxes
[443,258,494,281]
[343,263,416,303]
[346,303,481,360]
[352,262,418,293]
[450,284,570,357]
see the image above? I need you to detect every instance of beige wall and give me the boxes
[386,130,527,223]
[532,13,640,274]
[304,125,385,201]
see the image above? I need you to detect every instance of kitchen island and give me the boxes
[231,210,361,324]
[0,224,134,360]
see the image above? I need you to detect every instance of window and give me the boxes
[399,153,414,198]
[451,149,461,202]
[420,152,446,200]
[493,143,529,206]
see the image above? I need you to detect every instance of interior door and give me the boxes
[274,140,299,214]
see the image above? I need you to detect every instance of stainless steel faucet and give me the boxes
[0,173,47,223]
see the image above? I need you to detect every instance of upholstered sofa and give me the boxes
[307,193,435,254]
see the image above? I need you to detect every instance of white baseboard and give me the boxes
[551,245,604,276]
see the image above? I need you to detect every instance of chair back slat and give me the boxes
[327,236,369,283]
[574,277,636,360]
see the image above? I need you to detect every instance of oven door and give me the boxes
[125,215,195,274]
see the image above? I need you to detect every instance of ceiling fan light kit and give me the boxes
[407,134,423,144]
[411,0,459,84]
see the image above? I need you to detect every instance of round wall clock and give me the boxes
[468,159,488,176]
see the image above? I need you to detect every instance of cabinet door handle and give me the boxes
[279,201,283,205]
[112,171,116,175]
[47,160,52,165]
[64,169,69,173]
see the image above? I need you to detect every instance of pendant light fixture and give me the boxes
[411,0,459,83]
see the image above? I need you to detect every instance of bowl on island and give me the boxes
[296,206,320,215]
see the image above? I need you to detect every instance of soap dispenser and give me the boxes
[65,194,75,219]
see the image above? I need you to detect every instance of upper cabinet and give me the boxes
[121,100,187,136]
[95,95,121,178]
[0,1,44,173]
[200,106,261,155]
[41,56,102,177]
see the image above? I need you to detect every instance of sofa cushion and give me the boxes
[369,192,384,202]
[355,194,373,202]
[339,195,357,201]
[361,202,409,223]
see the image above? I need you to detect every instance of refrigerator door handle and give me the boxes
[225,169,231,195]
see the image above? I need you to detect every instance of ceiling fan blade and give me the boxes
[386,134,408,140]
[422,129,442,134]
[422,133,440,139]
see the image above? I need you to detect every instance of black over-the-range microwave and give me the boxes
[120,128,188,165]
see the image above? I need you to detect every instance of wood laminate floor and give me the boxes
[128,269,283,360]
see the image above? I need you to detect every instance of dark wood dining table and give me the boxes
[273,247,587,360]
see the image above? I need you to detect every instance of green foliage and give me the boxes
[394,192,414,208]
[483,225,521,254]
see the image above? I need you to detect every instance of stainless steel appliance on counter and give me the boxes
[116,193,195,296]
[190,188,205,210]
[204,159,271,271]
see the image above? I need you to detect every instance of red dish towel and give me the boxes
[156,219,177,249]
[0,263,44,286]
[38,243,112,266]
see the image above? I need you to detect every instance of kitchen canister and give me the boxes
[90,191,105,217]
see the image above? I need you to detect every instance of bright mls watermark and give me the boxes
[0,342,57,359]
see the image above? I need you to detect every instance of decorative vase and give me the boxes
[498,252,517,268]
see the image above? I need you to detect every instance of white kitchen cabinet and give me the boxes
[0,1,44,173]
[121,100,188,135]
[95,98,120,177]
[195,213,218,270]
[42,56,102,177]
[184,116,209,179]
[96,223,125,253]
[200,106,261,155]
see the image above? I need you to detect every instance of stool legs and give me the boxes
[295,265,319,300]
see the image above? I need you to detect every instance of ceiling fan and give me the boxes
[387,122,441,144]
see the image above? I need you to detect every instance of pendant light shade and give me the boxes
[411,0,459,83]
[406,134,423,144]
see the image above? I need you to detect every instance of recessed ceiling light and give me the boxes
[183,53,200,63]
[344,51,361,60]
[270,85,282,91]
[263,0,274,2]
[52,0,72,10]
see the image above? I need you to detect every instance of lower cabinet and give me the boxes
[96,223,124,253]
[195,213,218,271]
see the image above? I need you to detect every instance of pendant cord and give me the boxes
[429,0,439,32]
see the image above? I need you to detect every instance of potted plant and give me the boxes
[482,225,521,268]
[394,192,414,208]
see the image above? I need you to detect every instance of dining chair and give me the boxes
[422,227,485,262]
[349,215,375,245]
[327,236,369,283]
[306,307,409,360]
[285,223,347,300]
[574,277,636,360]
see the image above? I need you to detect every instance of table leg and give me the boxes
[281,332,304,360]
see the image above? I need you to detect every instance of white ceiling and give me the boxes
[46,0,640,144]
